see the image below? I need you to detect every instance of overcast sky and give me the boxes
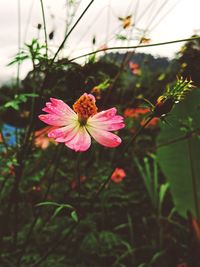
[0,0,199,84]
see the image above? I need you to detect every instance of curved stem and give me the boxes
[69,36,200,62]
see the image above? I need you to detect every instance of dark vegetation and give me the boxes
[0,37,200,267]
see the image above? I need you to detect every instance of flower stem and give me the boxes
[76,153,81,210]
[69,36,200,62]
[124,115,154,149]
[94,116,154,199]
[40,0,48,59]
[51,0,95,63]
[15,145,63,267]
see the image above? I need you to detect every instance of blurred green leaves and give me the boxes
[157,89,200,219]
[2,93,38,111]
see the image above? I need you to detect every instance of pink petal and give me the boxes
[65,127,91,152]
[38,114,73,126]
[88,110,125,131]
[38,98,77,126]
[48,124,78,142]
[91,108,117,121]
[88,117,125,131]
[87,127,121,148]
[49,98,76,116]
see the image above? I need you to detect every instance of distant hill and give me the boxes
[101,52,171,72]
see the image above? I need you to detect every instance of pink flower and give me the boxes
[129,62,141,76]
[38,93,125,152]
[34,126,58,150]
[111,168,126,183]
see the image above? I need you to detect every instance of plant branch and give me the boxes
[40,0,48,58]
[69,36,200,62]
[51,0,95,63]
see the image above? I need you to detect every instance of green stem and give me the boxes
[51,0,95,63]
[69,36,200,62]
[156,128,200,149]
[15,145,62,267]
[76,153,81,210]
[31,222,79,267]
[94,116,154,199]
[0,128,9,152]
[124,115,154,149]
[40,0,48,58]
[16,0,21,88]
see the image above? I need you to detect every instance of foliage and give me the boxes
[0,2,199,266]
[157,89,200,219]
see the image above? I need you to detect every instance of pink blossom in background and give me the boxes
[38,93,125,152]
[99,44,108,52]
[34,126,57,150]
[124,108,150,118]
[129,62,141,76]
[124,107,159,129]
[111,168,126,183]
[140,117,159,128]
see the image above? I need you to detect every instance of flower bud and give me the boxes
[153,96,174,117]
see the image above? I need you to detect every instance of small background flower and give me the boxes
[111,168,126,183]
[34,126,57,150]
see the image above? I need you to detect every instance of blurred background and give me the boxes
[0,0,200,83]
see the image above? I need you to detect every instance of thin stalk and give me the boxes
[94,116,154,199]
[28,117,154,264]
[15,145,62,267]
[124,115,154,149]
[40,0,48,58]
[76,153,81,210]
[17,0,21,88]
[68,36,200,62]
[145,0,169,30]
[31,222,79,267]
[0,174,12,199]
[23,0,35,43]
[0,128,9,152]
[156,128,200,149]
[51,0,95,63]
[188,138,200,221]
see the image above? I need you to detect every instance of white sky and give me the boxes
[0,0,199,84]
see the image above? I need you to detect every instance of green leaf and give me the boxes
[36,201,60,207]
[148,250,165,264]
[51,205,66,219]
[3,93,38,111]
[71,210,78,222]
[159,183,169,212]
[157,89,200,218]
[36,201,73,210]
[116,34,127,41]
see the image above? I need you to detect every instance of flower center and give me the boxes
[73,93,98,125]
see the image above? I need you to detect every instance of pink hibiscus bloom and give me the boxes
[38,93,125,152]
